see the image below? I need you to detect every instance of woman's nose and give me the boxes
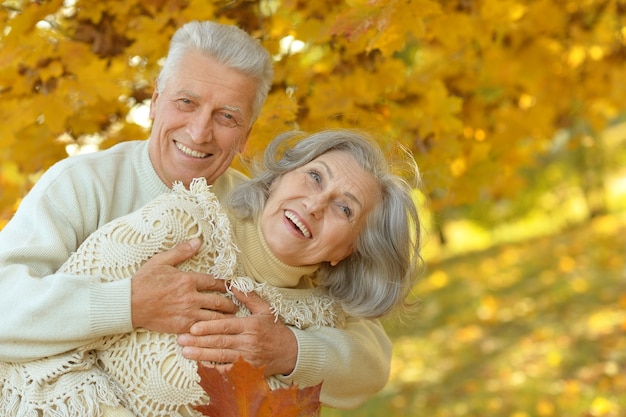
[304,193,328,218]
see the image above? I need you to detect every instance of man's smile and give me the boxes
[175,141,210,158]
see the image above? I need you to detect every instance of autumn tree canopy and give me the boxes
[1,0,625,227]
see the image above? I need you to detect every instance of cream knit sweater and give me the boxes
[0,178,344,417]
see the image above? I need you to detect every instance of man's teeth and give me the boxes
[176,142,209,158]
[285,210,311,238]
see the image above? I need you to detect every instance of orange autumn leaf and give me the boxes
[194,358,321,417]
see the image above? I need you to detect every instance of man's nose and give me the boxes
[188,114,213,144]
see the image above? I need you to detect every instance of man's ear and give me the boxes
[149,82,160,120]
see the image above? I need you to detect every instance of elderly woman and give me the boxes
[0,129,422,417]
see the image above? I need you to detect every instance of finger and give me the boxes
[196,292,238,315]
[181,344,240,363]
[231,288,273,315]
[188,317,242,336]
[195,275,227,293]
[178,331,242,361]
[196,362,234,377]
[193,309,232,322]
[145,238,201,267]
[203,362,233,375]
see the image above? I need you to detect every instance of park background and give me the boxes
[1,0,625,416]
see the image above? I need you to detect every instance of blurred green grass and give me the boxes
[322,212,626,417]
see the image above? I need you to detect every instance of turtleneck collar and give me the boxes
[231,218,319,288]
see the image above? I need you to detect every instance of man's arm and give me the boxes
[282,318,391,409]
[0,165,236,362]
[0,181,133,362]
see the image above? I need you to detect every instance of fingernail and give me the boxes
[188,238,201,249]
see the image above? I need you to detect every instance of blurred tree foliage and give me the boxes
[323,213,626,417]
[1,0,626,229]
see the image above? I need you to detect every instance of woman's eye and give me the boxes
[308,170,321,183]
[340,205,352,218]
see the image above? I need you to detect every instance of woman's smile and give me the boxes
[283,209,312,238]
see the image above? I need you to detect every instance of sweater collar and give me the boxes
[232,219,319,288]
[139,139,171,195]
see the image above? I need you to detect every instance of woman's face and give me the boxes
[261,150,381,267]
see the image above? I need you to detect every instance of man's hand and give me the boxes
[177,289,298,377]
[131,238,238,333]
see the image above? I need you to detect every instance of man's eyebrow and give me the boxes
[222,105,243,114]
[174,91,244,115]
[176,89,200,100]
[317,160,363,210]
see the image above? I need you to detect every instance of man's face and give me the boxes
[148,52,258,187]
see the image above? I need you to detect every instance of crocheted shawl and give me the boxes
[0,178,344,417]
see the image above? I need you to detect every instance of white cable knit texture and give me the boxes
[0,178,344,417]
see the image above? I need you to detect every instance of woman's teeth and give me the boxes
[284,210,311,238]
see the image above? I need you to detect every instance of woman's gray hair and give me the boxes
[229,129,423,319]
[157,20,273,123]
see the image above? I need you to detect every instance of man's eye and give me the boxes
[176,98,195,111]
[216,112,239,127]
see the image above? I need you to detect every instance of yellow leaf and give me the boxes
[4,0,64,37]
[450,157,467,178]
[590,397,617,416]
[558,256,576,272]
[0,161,23,187]
[428,269,449,289]
[536,399,555,416]
[477,295,499,321]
